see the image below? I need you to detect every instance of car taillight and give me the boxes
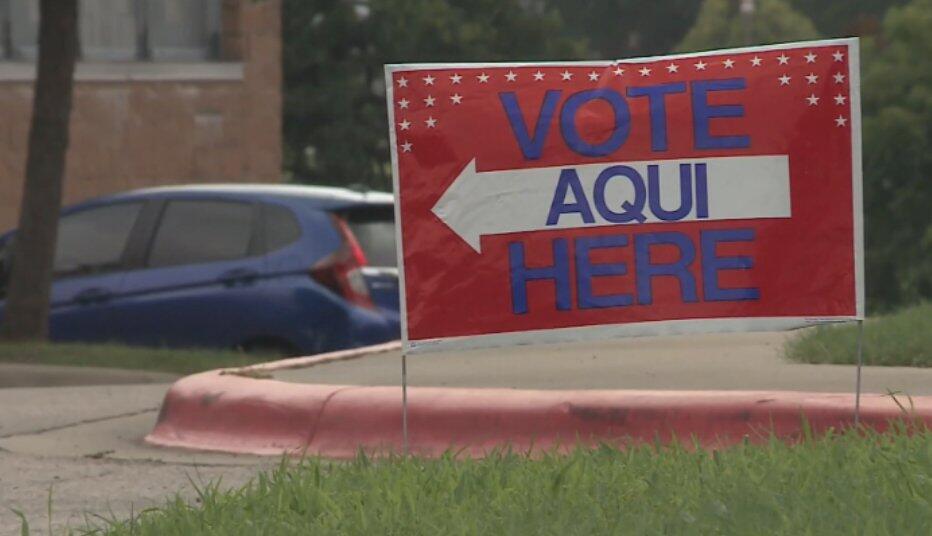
[310,216,375,309]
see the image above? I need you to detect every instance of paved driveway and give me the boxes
[0,382,269,535]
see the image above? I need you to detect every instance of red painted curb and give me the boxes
[146,370,932,458]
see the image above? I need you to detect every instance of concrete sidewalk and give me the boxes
[273,332,932,395]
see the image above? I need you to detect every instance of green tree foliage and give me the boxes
[548,0,702,59]
[677,0,819,51]
[860,0,932,309]
[789,0,909,38]
[283,0,588,190]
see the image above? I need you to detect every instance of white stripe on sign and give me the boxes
[432,155,791,252]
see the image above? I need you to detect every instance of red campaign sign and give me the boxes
[385,39,864,353]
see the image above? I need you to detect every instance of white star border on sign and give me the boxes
[758,47,852,130]
[393,46,852,155]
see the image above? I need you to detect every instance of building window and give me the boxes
[80,0,136,61]
[147,0,221,61]
[0,0,222,61]
[3,0,40,60]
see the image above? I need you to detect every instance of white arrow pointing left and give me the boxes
[431,155,791,253]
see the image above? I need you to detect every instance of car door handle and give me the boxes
[74,287,112,305]
[218,268,259,287]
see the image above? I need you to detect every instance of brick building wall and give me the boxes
[0,0,282,231]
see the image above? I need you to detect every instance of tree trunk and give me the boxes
[0,0,78,342]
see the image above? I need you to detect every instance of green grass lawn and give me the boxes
[0,342,272,375]
[784,302,932,367]
[71,426,931,535]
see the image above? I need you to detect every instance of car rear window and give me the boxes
[342,205,397,267]
[148,200,255,268]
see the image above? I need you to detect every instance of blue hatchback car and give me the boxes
[0,184,400,355]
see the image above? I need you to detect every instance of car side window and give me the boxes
[263,204,301,253]
[147,200,255,268]
[54,202,143,277]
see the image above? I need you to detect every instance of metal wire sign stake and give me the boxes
[853,319,865,427]
[401,351,409,456]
